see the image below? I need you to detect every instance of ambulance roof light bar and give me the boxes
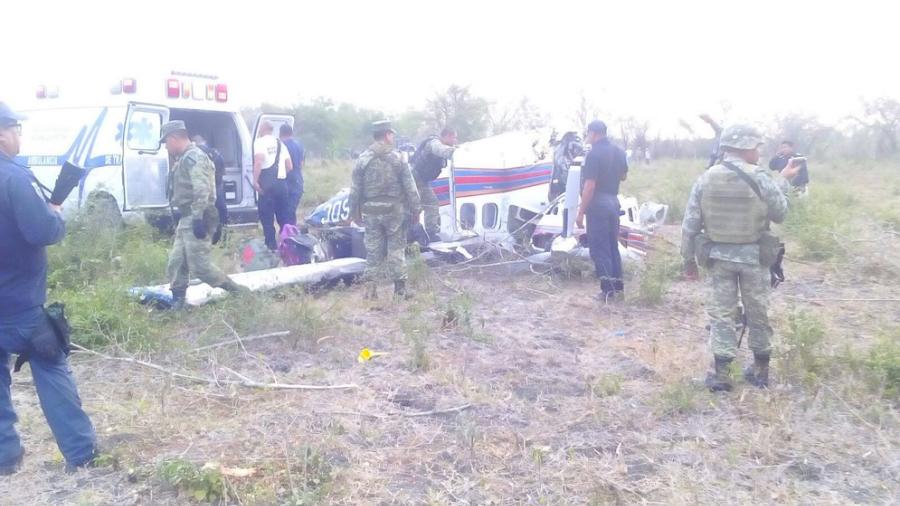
[170,70,219,80]
[36,85,59,99]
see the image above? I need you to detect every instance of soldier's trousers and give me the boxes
[416,181,441,240]
[167,218,230,292]
[362,212,407,283]
[706,259,773,359]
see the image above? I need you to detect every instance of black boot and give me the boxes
[744,351,770,388]
[394,280,412,300]
[170,287,187,310]
[705,356,734,392]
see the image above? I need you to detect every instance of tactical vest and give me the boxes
[700,164,768,244]
[358,150,405,213]
[412,136,446,183]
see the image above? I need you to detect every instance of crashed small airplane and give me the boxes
[305,127,667,263]
[134,128,668,306]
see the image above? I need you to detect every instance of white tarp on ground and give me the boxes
[132,257,366,306]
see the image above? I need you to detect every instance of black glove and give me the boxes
[211,224,223,245]
[192,218,208,240]
[50,162,86,205]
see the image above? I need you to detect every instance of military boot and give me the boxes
[744,351,770,388]
[394,280,412,300]
[170,287,187,311]
[705,356,734,392]
[219,278,249,294]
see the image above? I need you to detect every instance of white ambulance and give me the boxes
[16,71,292,224]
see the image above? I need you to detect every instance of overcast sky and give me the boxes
[4,0,897,135]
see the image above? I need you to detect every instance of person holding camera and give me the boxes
[0,102,97,474]
[769,140,809,191]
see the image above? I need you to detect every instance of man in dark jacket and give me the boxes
[768,141,809,190]
[0,102,96,474]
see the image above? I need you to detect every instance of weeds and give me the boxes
[634,249,681,305]
[845,330,900,400]
[157,458,229,503]
[284,446,334,505]
[654,381,703,416]
[401,303,432,371]
[782,186,855,261]
[591,374,623,398]
[441,292,489,342]
[778,309,827,385]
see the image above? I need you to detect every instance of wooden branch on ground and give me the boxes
[70,344,358,391]
[785,296,900,303]
[192,331,291,353]
[317,403,473,419]
[402,403,472,417]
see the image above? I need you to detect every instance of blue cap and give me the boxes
[587,120,607,134]
[0,102,25,126]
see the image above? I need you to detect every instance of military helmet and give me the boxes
[718,124,764,150]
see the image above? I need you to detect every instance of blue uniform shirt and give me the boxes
[0,152,66,316]
[283,137,305,194]
[581,139,628,209]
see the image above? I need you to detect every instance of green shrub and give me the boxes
[778,310,827,385]
[635,250,681,305]
[157,459,229,503]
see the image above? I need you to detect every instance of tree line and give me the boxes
[243,86,900,161]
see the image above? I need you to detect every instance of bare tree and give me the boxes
[573,92,602,130]
[425,85,491,142]
[490,97,549,135]
[849,97,900,156]
[617,116,651,159]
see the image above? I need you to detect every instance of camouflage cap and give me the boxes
[371,119,396,135]
[718,124,765,150]
[159,120,188,143]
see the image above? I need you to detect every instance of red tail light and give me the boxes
[166,79,180,98]
[215,84,228,102]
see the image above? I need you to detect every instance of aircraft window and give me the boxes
[482,203,499,229]
[460,203,476,230]
[127,111,163,151]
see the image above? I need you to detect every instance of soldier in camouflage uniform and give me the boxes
[681,124,801,391]
[162,121,245,308]
[411,127,457,242]
[349,120,421,299]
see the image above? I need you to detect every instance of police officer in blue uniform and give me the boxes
[0,102,96,473]
[575,120,629,302]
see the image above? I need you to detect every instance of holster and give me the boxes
[758,231,782,268]
[14,303,72,372]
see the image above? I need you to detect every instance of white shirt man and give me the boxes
[254,134,291,179]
